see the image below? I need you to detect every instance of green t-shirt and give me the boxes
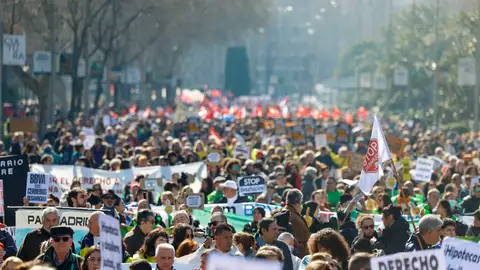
[327,190,342,207]
[207,190,223,203]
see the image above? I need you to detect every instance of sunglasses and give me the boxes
[53,236,71,242]
[362,225,374,230]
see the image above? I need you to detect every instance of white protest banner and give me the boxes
[371,249,445,270]
[413,158,434,182]
[0,180,4,217]
[186,193,204,209]
[207,152,221,164]
[26,172,50,204]
[315,134,327,149]
[3,35,26,66]
[442,237,480,269]
[15,208,91,253]
[207,252,281,270]
[238,176,266,197]
[318,211,337,223]
[31,162,207,197]
[233,146,250,158]
[204,202,281,216]
[99,214,122,270]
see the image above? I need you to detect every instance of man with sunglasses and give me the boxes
[101,190,121,219]
[36,226,83,270]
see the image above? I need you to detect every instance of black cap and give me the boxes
[102,189,118,199]
[50,226,74,237]
[340,194,353,205]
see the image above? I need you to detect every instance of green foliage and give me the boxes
[336,4,480,125]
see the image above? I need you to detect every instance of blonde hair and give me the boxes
[1,257,23,270]
[355,214,374,229]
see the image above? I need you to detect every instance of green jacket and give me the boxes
[208,190,223,203]
[36,246,83,270]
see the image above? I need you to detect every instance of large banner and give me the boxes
[442,237,480,269]
[31,162,207,197]
[15,208,94,253]
[2,155,29,225]
[203,202,282,216]
[371,249,445,270]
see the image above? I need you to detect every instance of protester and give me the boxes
[255,218,293,270]
[1,257,23,270]
[241,207,263,235]
[66,188,88,208]
[256,181,282,204]
[129,259,152,270]
[176,239,198,257]
[35,226,83,270]
[285,189,310,258]
[128,229,169,263]
[378,204,410,255]
[233,232,256,258]
[348,252,372,270]
[300,229,350,270]
[80,211,105,256]
[278,232,302,270]
[216,180,250,204]
[172,224,194,251]
[124,209,156,255]
[351,215,378,253]
[101,190,121,219]
[466,209,480,237]
[254,246,284,263]
[17,207,59,261]
[301,201,330,233]
[80,246,100,270]
[154,244,175,270]
[405,214,443,251]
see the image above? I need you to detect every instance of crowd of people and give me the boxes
[0,101,479,270]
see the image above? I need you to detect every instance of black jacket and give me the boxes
[17,228,51,262]
[310,218,332,234]
[216,195,250,204]
[405,233,433,252]
[339,221,358,247]
[255,233,293,270]
[243,221,259,235]
[379,217,410,255]
[36,246,83,270]
[458,195,480,214]
[0,229,17,259]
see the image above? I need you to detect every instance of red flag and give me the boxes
[332,107,341,120]
[209,127,222,145]
[267,106,281,118]
[156,107,164,117]
[143,107,152,119]
[252,104,264,118]
[128,104,137,114]
[320,109,330,120]
[345,112,353,125]
[109,110,118,119]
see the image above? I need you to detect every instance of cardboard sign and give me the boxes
[291,125,306,145]
[140,178,163,192]
[336,123,351,144]
[10,117,36,133]
[25,172,49,204]
[144,180,157,191]
[315,134,327,149]
[387,136,407,155]
[263,120,275,130]
[305,118,315,136]
[207,150,222,165]
[99,214,122,270]
[233,146,250,158]
[0,180,4,217]
[371,249,445,270]
[238,176,266,196]
[413,158,434,182]
[187,117,201,136]
[347,152,365,172]
[274,119,286,135]
[186,193,205,210]
[442,237,480,269]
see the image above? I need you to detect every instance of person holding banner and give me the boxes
[36,226,83,270]
[17,207,59,262]
[404,214,443,252]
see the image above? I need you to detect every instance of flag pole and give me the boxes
[390,159,424,250]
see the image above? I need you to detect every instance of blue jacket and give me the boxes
[404,233,431,252]
[0,229,17,258]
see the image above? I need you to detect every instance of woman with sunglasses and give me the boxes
[351,215,379,254]
[127,229,169,263]
[172,224,194,251]
[81,246,101,270]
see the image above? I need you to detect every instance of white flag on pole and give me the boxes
[358,115,392,194]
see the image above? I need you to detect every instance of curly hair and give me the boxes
[137,228,169,258]
[307,228,350,264]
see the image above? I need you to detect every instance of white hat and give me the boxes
[220,180,238,190]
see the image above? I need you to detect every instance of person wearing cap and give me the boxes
[216,180,250,204]
[208,177,226,204]
[466,209,480,237]
[255,181,282,205]
[36,226,83,270]
[101,190,121,219]
[17,207,59,261]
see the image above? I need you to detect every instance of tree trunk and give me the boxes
[93,77,103,114]
[38,91,49,139]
